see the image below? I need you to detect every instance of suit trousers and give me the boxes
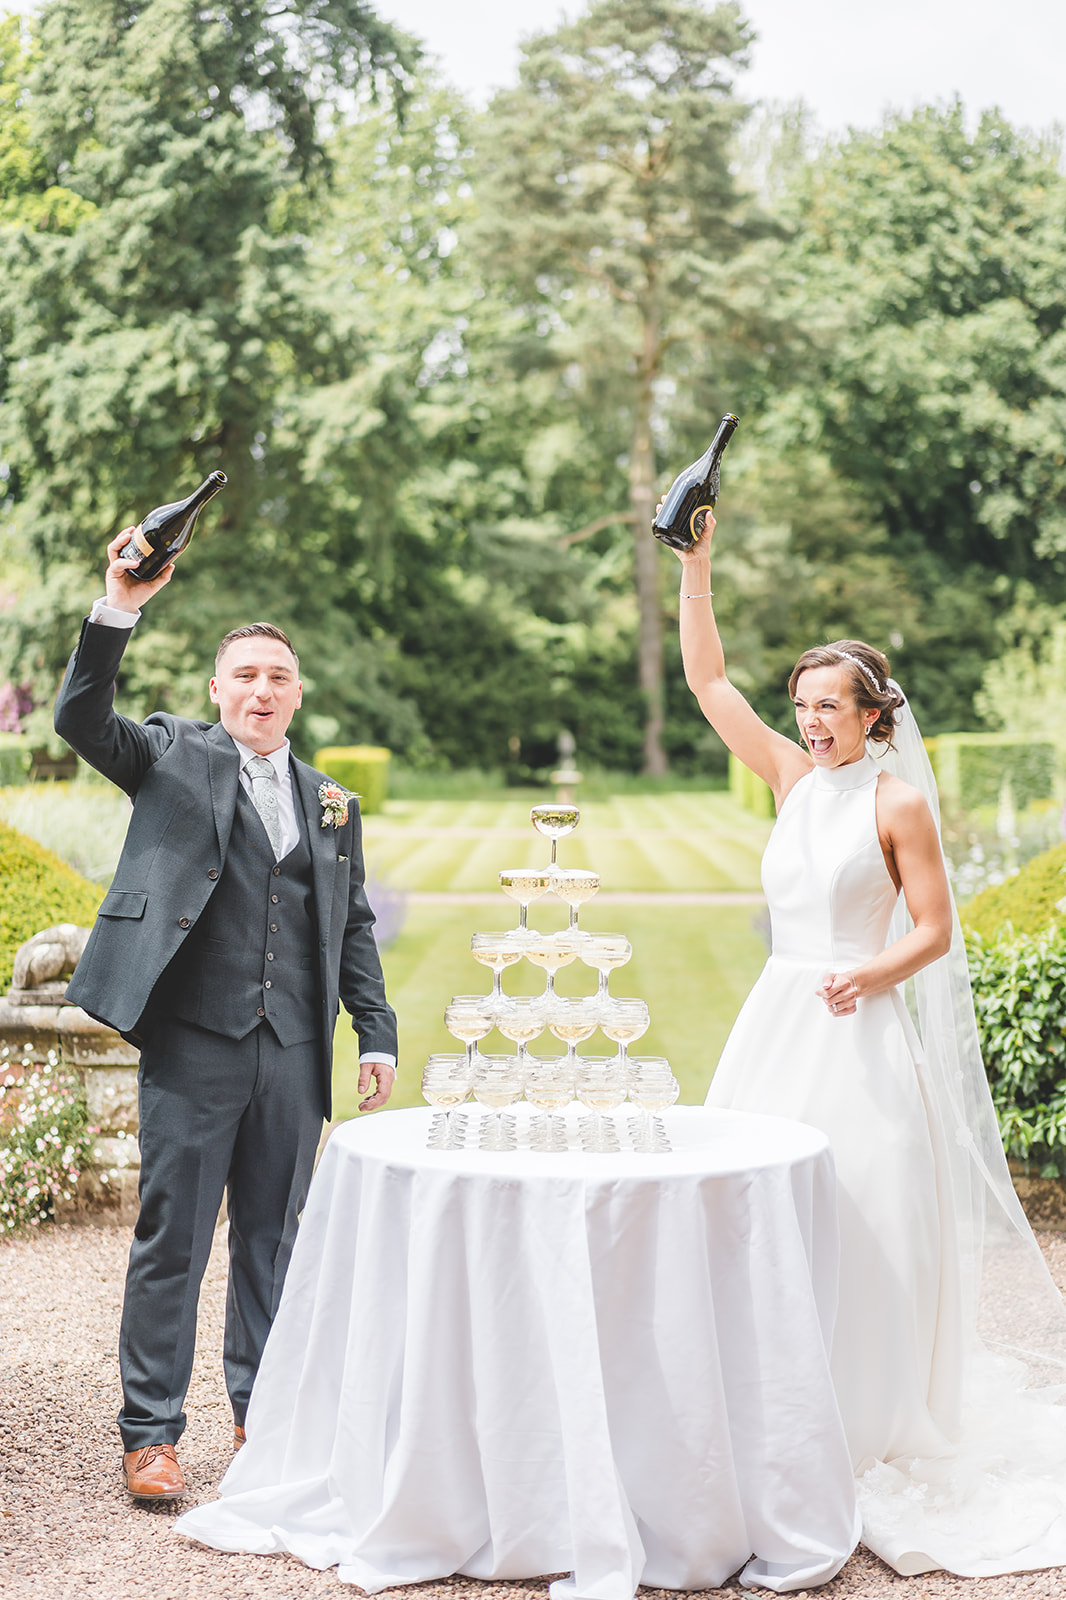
[117,1017,325,1450]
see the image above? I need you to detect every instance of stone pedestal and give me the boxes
[0,995,140,1220]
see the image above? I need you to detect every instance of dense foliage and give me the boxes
[2,1,1066,773]
[0,821,102,989]
[968,925,1066,1176]
[960,842,1066,942]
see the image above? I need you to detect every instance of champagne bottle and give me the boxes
[118,470,227,581]
[652,414,739,551]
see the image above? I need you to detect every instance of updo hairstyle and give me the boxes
[787,639,904,748]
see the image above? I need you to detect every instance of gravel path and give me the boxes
[3,1222,1066,1600]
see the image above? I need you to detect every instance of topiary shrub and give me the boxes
[313,746,390,816]
[0,734,30,787]
[968,924,1066,1176]
[728,753,775,819]
[927,732,1056,811]
[960,843,1066,942]
[0,824,102,992]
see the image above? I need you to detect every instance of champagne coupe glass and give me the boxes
[523,932,581,1004]
[422,1053,472,1150]
[575,1056,626,1153]
[444,995,495,1069]
[523,1056,573,1152]
[473,1053,522,1151]
[494,996,545,1065]
[547,995,600,1072]
[599,997,650,1065]
[498,868,552,932]
[530,804,580,870]
[550,868,600,933]
[578,934,632,1001]
[471,932,524,1011]
[627,1058,680,1151]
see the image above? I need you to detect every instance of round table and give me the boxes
[177,1105,859,1596]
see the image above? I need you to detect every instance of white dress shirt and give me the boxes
[87,598,395,1070]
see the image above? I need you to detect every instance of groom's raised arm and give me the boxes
[55,528,177,796]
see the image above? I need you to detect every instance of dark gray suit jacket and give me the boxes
[55,619,397,1116]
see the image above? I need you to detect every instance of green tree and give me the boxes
[756,105,1066,729]
[0,0,417,740]
[473,0,756,773]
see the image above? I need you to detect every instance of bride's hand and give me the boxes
[817,972,859,1016]
[656,497,715,562]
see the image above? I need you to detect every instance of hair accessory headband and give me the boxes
[834,650,883,695]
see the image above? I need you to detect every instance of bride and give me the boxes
[674,508,1066,1578]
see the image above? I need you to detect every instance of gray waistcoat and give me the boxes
[152,786,319,1045]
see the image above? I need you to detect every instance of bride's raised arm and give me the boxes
[672,512,810,808]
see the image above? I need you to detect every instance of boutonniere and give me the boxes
[318,781,352,829]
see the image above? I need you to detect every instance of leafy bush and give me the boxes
[968,925,1066,1176]
[314,746,390,816]
[0,1047,95,1228]
[0,823,102,992]
[960,843,1066,942]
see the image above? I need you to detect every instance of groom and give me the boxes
[55,531,397,1499]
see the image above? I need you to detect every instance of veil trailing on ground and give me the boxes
[870,682,1066,1389]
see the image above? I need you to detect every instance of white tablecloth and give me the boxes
[177,1105,859,1596]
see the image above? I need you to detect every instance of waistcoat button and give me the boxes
[271,894,279,904]
[266,952,274,961]
[272,866,281,877]
[264,980,272,989]
[270,923,278,933]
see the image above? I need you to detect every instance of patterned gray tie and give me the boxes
[245,756,282,859]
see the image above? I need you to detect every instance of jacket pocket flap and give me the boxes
[99,889,148,919]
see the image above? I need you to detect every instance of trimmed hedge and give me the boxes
[0,824,102,992]
[927,732,1056,811]
[313,745,390,816]
[960,843,1066,942]
[0,735,30,788]
[728,754,775,819]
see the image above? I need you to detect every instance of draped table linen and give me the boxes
[177,1105,859,1596]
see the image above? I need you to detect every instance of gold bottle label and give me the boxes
[689,504,714,540]
[128,524,153,557]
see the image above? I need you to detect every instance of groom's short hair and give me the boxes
[215,623,299,672]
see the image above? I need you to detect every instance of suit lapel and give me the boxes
[205,722,241,861]
[292,760,337,948]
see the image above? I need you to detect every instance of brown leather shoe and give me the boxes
[233,1424,246,1449]
[122,1443,186,1499]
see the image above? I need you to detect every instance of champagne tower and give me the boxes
[422,806,679,1154]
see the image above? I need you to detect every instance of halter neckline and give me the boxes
[810,750,879,791]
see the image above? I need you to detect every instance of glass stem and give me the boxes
[492,969,503,1005]
[519,903,528,930]
[597,971,609,1001]
[569,906,579,930]
[551,839,558,867]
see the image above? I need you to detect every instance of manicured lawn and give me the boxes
[333,791,772,1117]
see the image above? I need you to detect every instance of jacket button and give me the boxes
[264,980,272,989]
[266,952,274,961]
[178,917,190,929]
[207,868,219,880]
[257,1007,265,1017]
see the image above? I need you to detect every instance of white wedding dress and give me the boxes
[707,751,1066,1578]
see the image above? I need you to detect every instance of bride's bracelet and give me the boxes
[680,590,713,599]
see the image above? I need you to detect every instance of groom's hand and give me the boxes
[104,528,175,612]
[358,1058,395,1112]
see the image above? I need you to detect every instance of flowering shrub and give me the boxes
[0,1046,95,1229]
